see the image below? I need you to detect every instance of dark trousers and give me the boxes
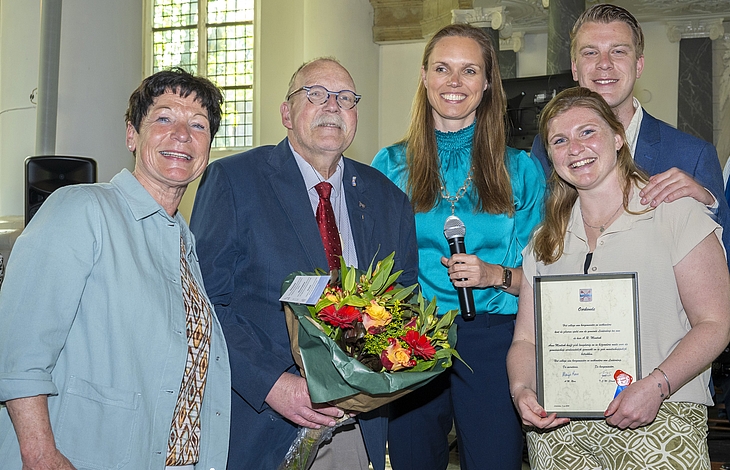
[387,314,523,470]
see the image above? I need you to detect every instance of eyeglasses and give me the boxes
[286,85,361,110]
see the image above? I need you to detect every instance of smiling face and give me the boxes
[422,35,489,132]
[280,60,358,162]
[546,106,623,192]
[571,21,644,126]
[127,91,211,203]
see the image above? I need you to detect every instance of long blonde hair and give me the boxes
[403,23,513,215]
[532,87,649,264]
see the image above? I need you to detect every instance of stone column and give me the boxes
[487,27,517,79]
[667,19,725,144]
[452,7,519,78]
[545,0,583,75]
[678,38,714,143]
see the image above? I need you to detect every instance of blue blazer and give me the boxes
[190,138,419,470]
[531,110,730,271]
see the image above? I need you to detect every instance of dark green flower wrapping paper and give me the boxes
[283,272,457,412]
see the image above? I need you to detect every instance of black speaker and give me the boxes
[25,156,97,225]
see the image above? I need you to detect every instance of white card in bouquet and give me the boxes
[279,275,330,305]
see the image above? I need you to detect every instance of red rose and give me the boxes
[402,329,436,360]
[317,304,362,329]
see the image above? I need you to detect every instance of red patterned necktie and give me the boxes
[314,181,342,271]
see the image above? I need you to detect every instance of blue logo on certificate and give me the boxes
[579,289,592,302]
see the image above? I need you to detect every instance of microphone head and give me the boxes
[443,215,466,240]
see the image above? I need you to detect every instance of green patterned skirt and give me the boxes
[526,402,709,470]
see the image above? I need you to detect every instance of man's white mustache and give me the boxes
[311,115,346,131]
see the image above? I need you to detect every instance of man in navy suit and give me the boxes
[531,4,730,268]
[190,58,418,470]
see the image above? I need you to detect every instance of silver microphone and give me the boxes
[443,215,476,320]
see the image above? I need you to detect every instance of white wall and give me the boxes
[0,0,143,217]
[256,0,380,163]
[378,41,424,150]
[0,0,41,216]
[635,21,679,126]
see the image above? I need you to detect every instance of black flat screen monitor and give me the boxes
[502,72,578,151]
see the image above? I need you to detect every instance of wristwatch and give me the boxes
[499,266,512,289]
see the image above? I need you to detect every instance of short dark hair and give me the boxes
[125,67,224,140]
[570,4,644,60]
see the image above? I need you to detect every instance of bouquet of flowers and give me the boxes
[278,252,463,470]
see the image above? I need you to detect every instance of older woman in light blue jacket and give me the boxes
[0,68,231,470]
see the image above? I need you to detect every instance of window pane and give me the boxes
[207,16,253,148]
[207,0,254,24]
[153,0,198,28]
[214,88,253,148]
[207,24,253,88]
[152,29,198,74]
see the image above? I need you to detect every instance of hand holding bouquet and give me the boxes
[278,252,464,469]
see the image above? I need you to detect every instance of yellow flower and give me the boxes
[363,300,392,333]
[381,338,416,371]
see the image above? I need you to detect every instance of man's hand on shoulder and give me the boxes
[265,372,344,429]
[639,167,715,207]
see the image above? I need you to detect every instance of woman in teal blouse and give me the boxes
[372,24,545,470]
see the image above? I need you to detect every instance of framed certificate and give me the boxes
[534,273,640,418]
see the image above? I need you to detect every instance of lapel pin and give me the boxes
[351,176,357,187]
[359,201,365,209]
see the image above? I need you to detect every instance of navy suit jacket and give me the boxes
[531,110,730,271]
[190,138,418,470]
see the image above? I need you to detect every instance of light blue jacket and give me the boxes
[0,169,230,470]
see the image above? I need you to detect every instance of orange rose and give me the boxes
[362,300,392,333]
[380,338,416,371]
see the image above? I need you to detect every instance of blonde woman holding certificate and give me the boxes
[507,87,730,470]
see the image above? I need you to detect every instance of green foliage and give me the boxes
[307,252,466,373]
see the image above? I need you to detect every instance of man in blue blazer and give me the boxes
[531,4,730,269]
[190,58,418,470]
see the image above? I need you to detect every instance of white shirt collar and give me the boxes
[624,96,644,158]
[289,142,344,195]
